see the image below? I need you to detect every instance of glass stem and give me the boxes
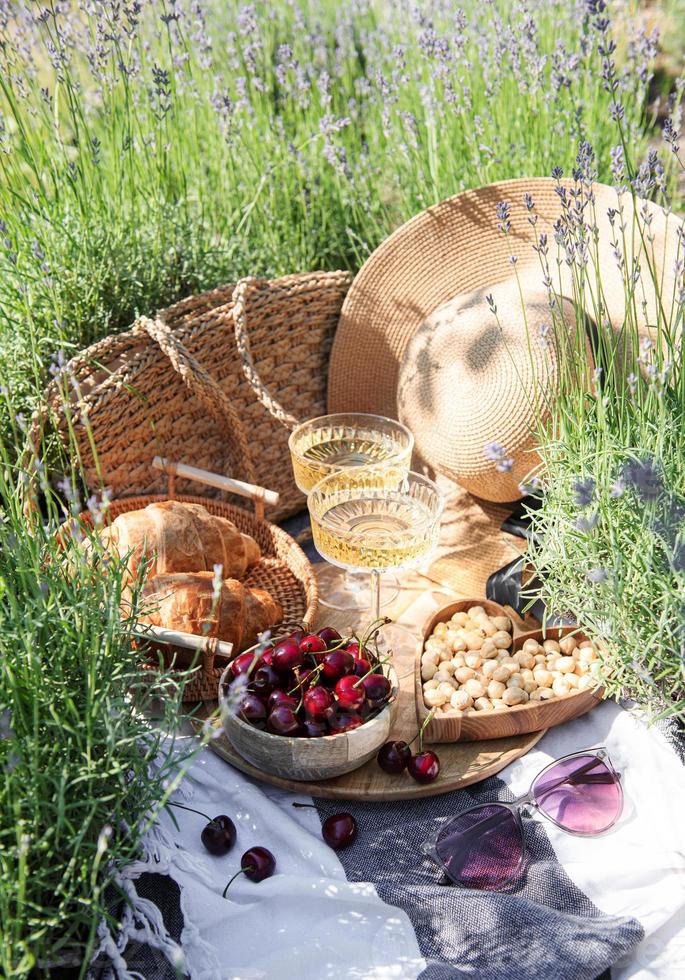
[370,569,381,622]
[343,569,367,594]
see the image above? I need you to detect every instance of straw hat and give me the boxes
[328,177,682,501]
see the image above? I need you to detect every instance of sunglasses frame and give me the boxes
[423,747,623,891]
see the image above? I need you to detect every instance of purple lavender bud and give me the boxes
[495,200,511,234]
[575,513,600,533]
[622,459,662,502]
[573,478,595,508]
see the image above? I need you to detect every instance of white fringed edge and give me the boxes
[91,806,221,978]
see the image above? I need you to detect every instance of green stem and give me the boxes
[223,865,255,898]
[352,656,392,689]
[166,801,212,823]
[414,707,437,753]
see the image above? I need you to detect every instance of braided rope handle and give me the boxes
[138,315,259,491]
[232,277,300,430]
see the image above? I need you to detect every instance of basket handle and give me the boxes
[138,315,260,489]
[152,456,278,520]
[232,277,301,431]
[129,623,234,666]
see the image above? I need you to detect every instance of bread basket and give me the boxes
[79,457,318,701]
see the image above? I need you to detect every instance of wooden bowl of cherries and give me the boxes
[219,623,399,781]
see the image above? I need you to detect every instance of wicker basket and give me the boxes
[80,458,319,702]
[30,271,352,522]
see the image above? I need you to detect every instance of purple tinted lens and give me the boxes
[532,753,622,834]
[435,804,523,890]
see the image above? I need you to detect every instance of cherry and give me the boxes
[267,705,301,736]
[167,803,236,857]
[303,719,327,737]
[345,641,362,659]
[260,648,274,667]
[353,657,372,677]
[230,651,259,678]
[248,663,280,697]
[238,693,267,724]
[322,650,355,683]
[362,673,391,703]
[303,685,333,721]
[267,689,298,713]
[201,815,237,856]
[328,710,363,734]
[322,812,358,850]
[299,633,327,657]
[408,750,440,784]
[317,626,342,648]
[334,675,365,711]
[272,638,304,675]
[291,804,358,850]
[377,740,411,774]
[223,846,276,897]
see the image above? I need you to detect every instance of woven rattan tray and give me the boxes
[82,458,318,701]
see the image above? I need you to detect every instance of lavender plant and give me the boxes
[0,0,665,445]
[0,479,205,974]
[496,14,685,719]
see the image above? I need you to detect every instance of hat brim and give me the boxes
[328,177,681,420]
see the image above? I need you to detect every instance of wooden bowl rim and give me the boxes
[219,643,399,746]
[420,597,514,641]
[417,603,603,723]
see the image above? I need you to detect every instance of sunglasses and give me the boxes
[424,748,623,891]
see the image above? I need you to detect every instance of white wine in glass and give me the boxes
[307,468,444,627]
[289,413,414,611]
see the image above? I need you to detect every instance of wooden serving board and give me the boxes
[191,628,545,801]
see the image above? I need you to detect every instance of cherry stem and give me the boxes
[291,802,316,809]
[166,801,213,823]
[352,654,392,689]
[360,617,391,650]
[222,866,254,898]
[288,662,324,696]
[418,707,437,753]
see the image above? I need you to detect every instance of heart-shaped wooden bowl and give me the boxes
[415,599,604,743]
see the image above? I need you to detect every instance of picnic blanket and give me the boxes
[91,501,685,979]
[92,675,685,979]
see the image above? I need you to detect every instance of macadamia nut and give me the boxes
[463,678,486,699]
[451,689,473,710]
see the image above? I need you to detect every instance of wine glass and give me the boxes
[289,413,414,610]
[307,468,444,654]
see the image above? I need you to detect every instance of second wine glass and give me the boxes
[289,413,413,611]
[307,468,444,655]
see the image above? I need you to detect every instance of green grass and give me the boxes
[0,0,663,438]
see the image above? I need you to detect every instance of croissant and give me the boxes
[139,572,282,653]
[101,500,260,582]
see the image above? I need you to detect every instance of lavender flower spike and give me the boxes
[573,477,595,508]
[575,512,600,533]
[622,458,662,502]
[484,441,514,473]
[496,201,511,234]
